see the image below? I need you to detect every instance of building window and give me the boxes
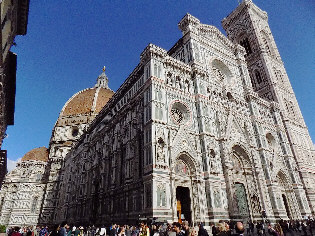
[255,70,262,84]
[240,38,252,55]
[72,126,79,137]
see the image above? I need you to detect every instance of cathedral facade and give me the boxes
[0,0,314,227]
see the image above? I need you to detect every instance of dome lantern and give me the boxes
[95,66,109,89]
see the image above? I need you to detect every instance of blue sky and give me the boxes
[3,0,315,167]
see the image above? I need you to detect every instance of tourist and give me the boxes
[268,224,279,236]
[181,221,189,236]
[118,226,125,236]
[110,225,117,236]
[11,227,22,236]
[79,226,84,236]
[66,225,72,236]
[210,223,217,236]
[197,224,208,236]
[234,222,245,236]
[59,222,68,236]
[74,227,80,236]
[172,223,183,236]
[189,227,198,236]
[216,223,228,236]
[99,226,106,236]
[274,223,283,236]
[50,225,60,236]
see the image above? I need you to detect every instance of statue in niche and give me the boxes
[175,76,181,89]
[166,72,173,86]
[192,184,200,219]
[213,189,221,208]
[221,190,228,210]
[184,79,190,93]
[156,138,166,163]
[209,148,220,175]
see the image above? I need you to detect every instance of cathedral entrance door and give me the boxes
[234,182,250,221]
[176,186,191,224]
[282,194,291,219]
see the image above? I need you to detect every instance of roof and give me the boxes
[21,147,49,162]
[60,87,114,117]
[59,70,114,118]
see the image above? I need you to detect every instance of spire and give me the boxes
[95,66,109,89]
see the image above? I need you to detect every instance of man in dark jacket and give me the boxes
[198,223,209,236]
[59,222,68,236]
[110,225,117,236]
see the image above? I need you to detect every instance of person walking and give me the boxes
[172,223,184,236]
[59,222,68,236]
[234,222,245,236]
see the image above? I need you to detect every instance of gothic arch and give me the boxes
[236,32,253,55]
[276,170,296,219]
[172,152,197,175]
[260,30,273,56]
[226,145,263,221]
[277,170,292,190]
[229,143,252,162]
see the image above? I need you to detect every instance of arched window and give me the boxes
[261,31,272,56]
[284,99,295,117]
[274,69,284,84]
[240,38,252,55]
[262,37,271,56]
[72,126,79,137]
[255,70,262,84]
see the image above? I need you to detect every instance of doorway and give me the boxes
[176,186,191,223]
[282,194,291,219]
[234,183,250,220]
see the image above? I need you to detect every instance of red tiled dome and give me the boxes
[21,147,49,162]
[60,87,114,117]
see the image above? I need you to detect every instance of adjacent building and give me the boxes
[0,0,30,186]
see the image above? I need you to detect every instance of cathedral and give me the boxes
[0,0,314,227]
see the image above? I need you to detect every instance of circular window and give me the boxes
[72,126,79,137]
[170,100,192,126]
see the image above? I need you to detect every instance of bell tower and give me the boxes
[222,1,315,213]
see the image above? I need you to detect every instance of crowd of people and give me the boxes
[4,218,315,236]
[210,219,315,236]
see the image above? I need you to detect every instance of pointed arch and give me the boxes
[260,30,273,56]
[173,152,197,175]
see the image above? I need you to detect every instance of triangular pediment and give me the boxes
[226,116,248,143]
[198,24,235,51]
[171,126,198,159]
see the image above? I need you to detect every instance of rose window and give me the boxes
[170,101,192,125]
[171,108,183,124]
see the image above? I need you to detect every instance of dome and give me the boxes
[59,69,114,118]
[21,147,49,162]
